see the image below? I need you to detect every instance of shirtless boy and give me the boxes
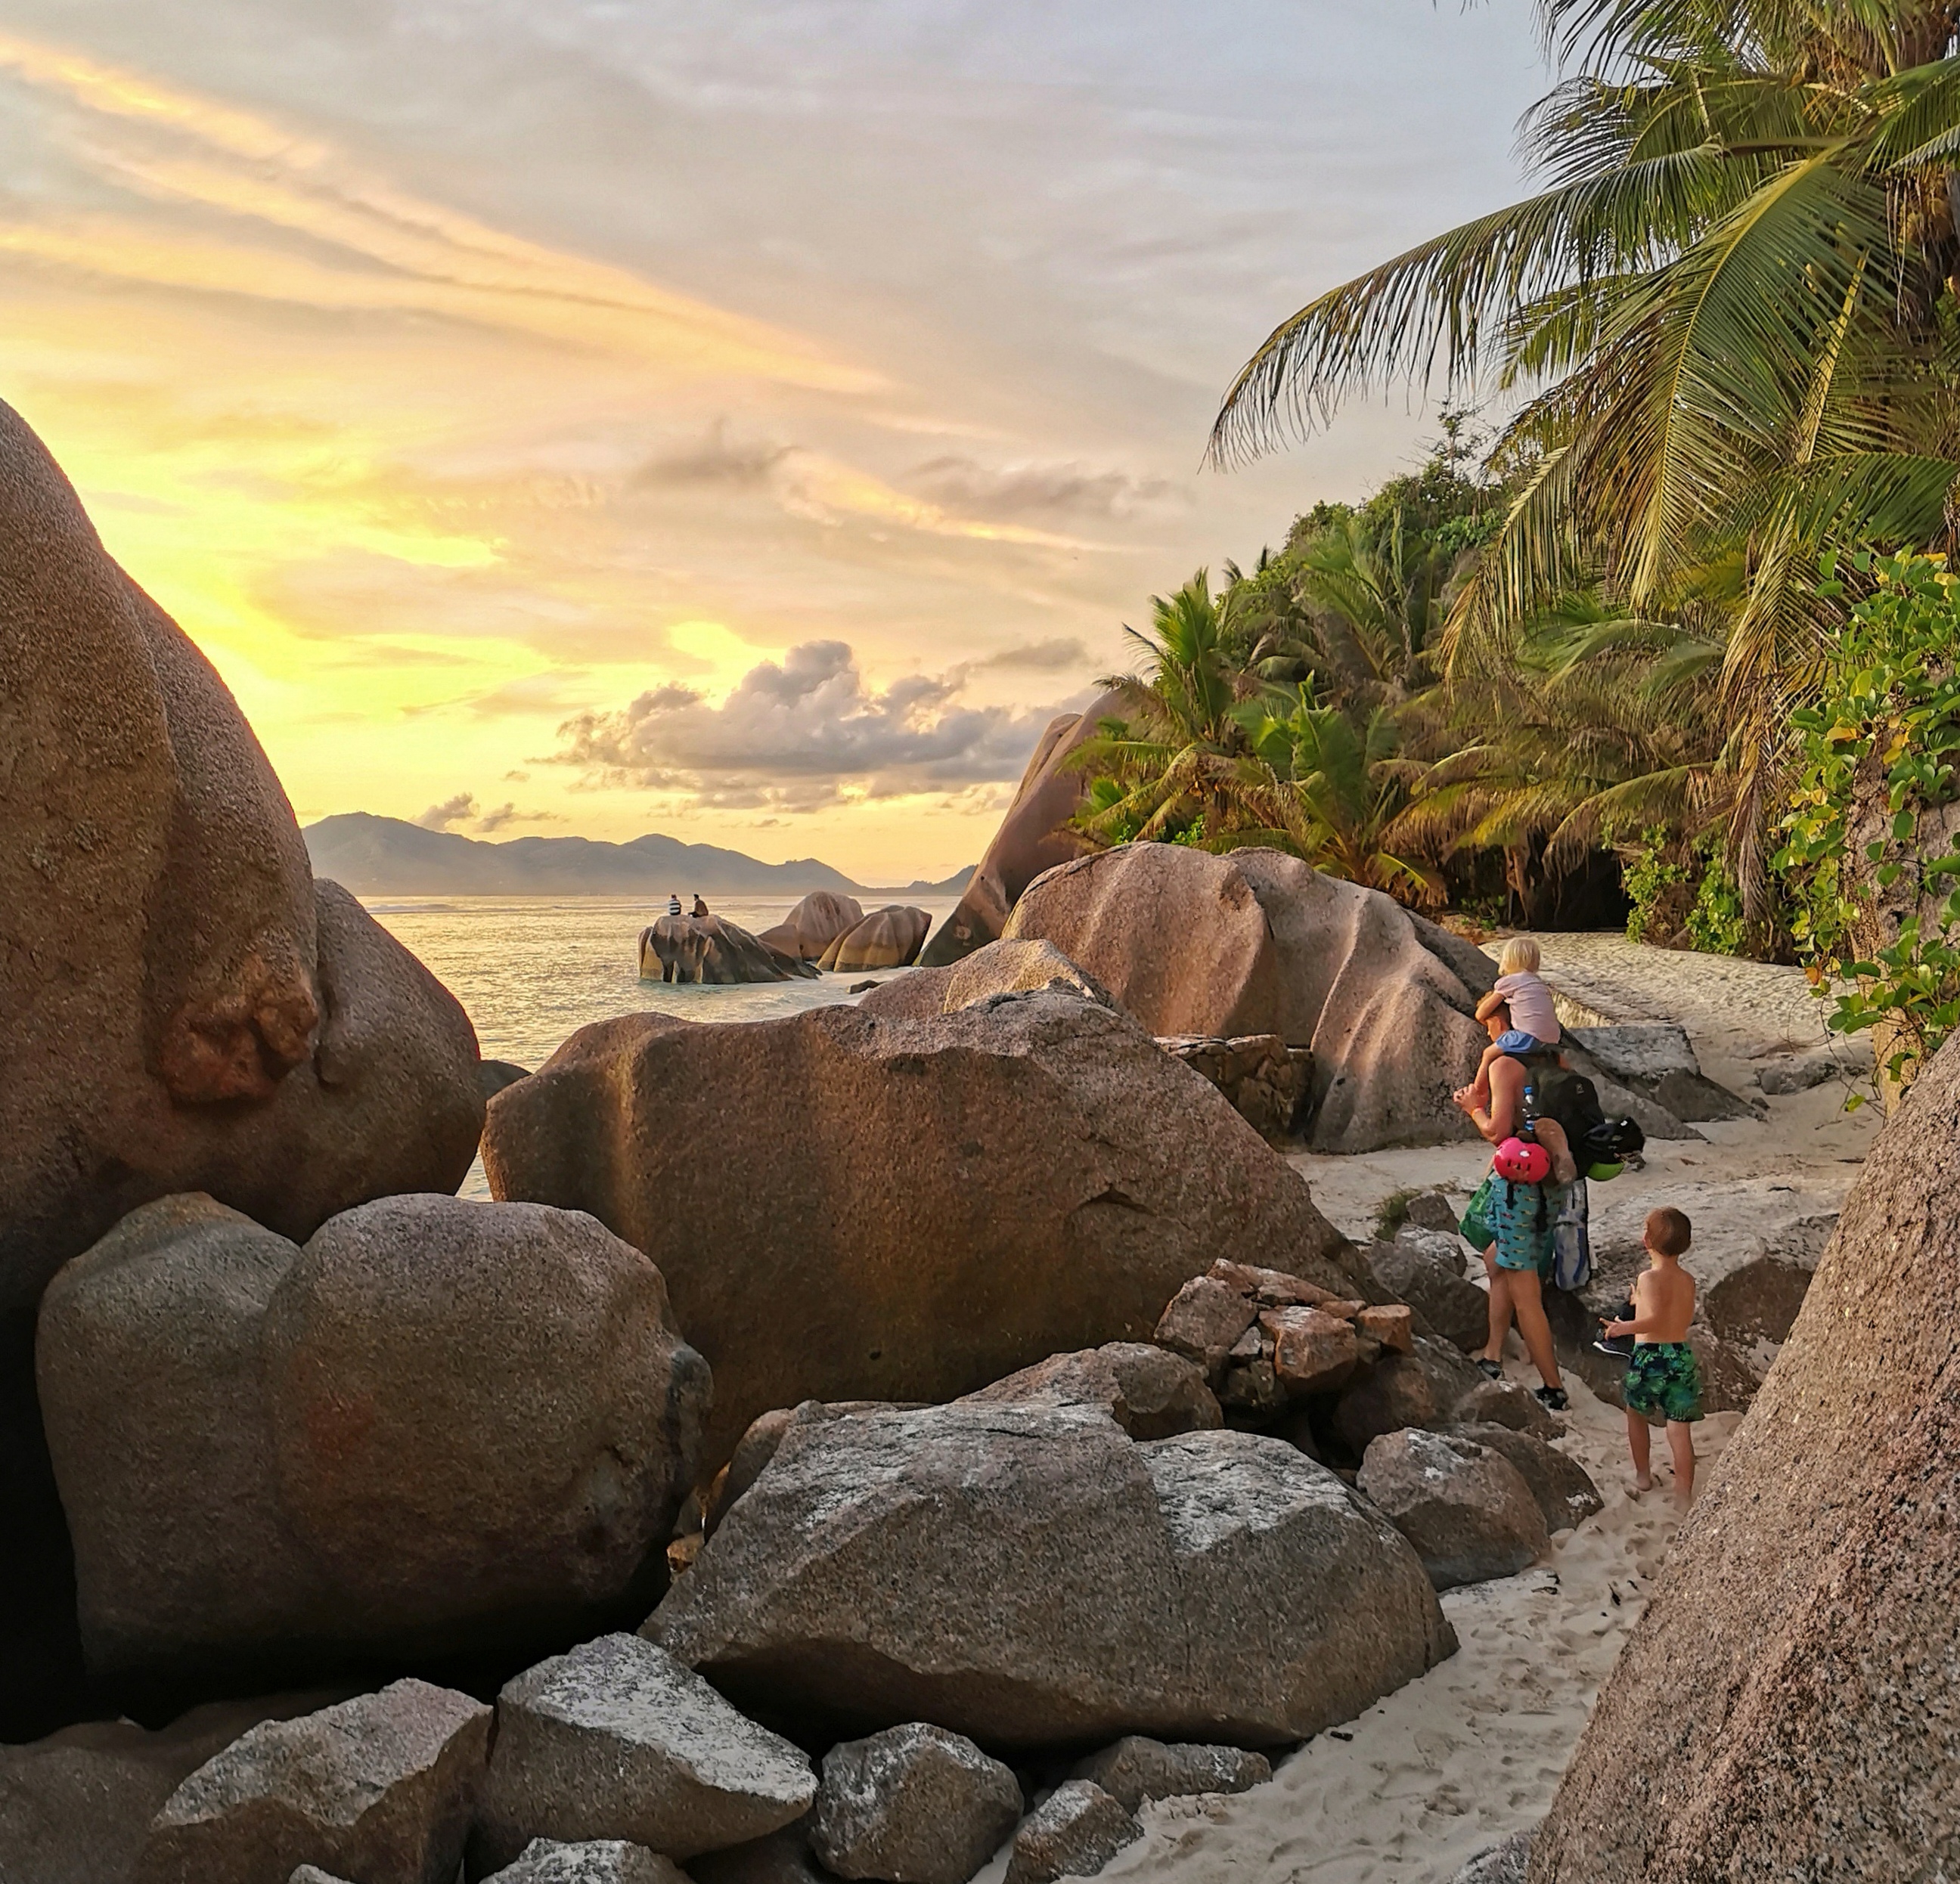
[1604,1207,1703,1510]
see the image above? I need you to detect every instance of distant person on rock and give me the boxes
[692,894,709,919]
[1604,1207,1703,1510]
[1454,1007,1573,1412]
[667,893,681,916]
[1463,934,1562,1110]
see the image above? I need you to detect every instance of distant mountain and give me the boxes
[302,812,974,899]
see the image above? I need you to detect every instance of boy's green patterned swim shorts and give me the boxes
[1624,1340,1704,1422]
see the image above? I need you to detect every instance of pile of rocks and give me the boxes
[1153,1035,1313,1141]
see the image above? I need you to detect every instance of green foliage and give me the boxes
[1622,829,1688,944]
[1686,856,1747,956]
[1774,550,1960,1096]
[1208,3,1960,910]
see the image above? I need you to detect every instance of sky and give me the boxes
[0,0,1550,882]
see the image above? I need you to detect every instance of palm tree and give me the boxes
[1244,691,1444,901]
[1210,1,1960,908]
[1068,570,1284,847]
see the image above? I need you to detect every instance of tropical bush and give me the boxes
[1775,551,1960,1098]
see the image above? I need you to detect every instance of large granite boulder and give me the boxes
[1445,1424,1602,1535]
[483,990,1351,1464]
[647,1403,1455,1749]
[1002,844,1494,1151]
[758,893,864,962]
[640,916,819,984]
[134,1680,490,1884]
[819,906,931,972]
[856,938,1116,1021]
[38,1193,707,1685]
[918,690,1123,967]
[0,1693,343,1884]
[1529,1036,1960,1883]
[0,401,482,1731]
[473,1634,814,1868]
[0,400,485,1311]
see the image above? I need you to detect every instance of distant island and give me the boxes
[303,813,975,899]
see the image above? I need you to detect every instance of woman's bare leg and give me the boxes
[1480,1245,1512,1364]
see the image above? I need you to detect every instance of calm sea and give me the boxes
[364,894,964,1198]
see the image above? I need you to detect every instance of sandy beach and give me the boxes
[1021,935,1877,1884]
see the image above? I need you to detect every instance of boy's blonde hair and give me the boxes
[1499,935,1542,976]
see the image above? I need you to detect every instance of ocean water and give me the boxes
[364,894,966,1071]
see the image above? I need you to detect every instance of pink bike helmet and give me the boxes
[1493,1136,1550,1184]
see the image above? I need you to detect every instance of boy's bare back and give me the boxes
[1633,1259,1695,1343]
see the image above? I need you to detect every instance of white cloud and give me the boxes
[554,640,1060,808]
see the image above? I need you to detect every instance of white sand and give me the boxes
[1068,937,1868,1883]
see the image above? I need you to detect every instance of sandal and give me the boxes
[1474,1357,1503,1380]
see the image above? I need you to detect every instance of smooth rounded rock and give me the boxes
[758,892,864,962]
[819,906,931,972]
[811,1724,1021,1884]
[1446,1424,1602,1535]
[484,992,1350,1465]
[1003,844,1496,1151]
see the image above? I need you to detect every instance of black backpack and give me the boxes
[1523,1064,1645,1170]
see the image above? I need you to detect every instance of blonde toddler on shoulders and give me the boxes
[1462,934,1562,1109]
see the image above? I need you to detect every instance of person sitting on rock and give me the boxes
[1604,1207,1703,1510]
[1453,1009,1574,1412]
[1462,934,1562,1110]
[667,892,682,916]
[692,894,709,919]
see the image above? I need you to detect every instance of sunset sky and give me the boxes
[2,0,1544,882]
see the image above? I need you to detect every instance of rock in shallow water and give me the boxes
[811,1723,1021,1884]
[135,1679,489,1884]
[483,991,1351,1466]
[473,1634,815,1870]
[647,1402,1454,1750]
[38,1193,708,1686]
